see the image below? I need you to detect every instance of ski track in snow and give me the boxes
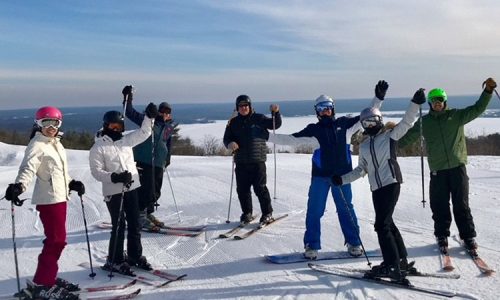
[0,141,499,299]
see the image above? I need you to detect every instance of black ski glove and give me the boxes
[375,80,389,100]
[111,171,133,185]
[69,180,86,196]
[122,85,134,102]
[5,183,23,201]
[145,102,158,119]
[331,175,343,186]
[411,88,426,105]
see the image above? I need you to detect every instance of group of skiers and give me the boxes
[2,77,497,298]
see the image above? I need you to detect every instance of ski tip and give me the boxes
[233,236,243,240]
[442,266,455,272]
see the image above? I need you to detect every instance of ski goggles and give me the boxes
[107,122,124,132]
[361,116,382,128]
[36,118,62,129]
[429,97,446,103]
[315,102,334,113]
[159,107,171,114]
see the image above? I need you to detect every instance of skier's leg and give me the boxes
[235,163,253,215]
[106,194,126,264]
[429,170,452,238]
[303,176,330,250]
[33,202,67,286]
[450,165,476,240]
[124,190,143,261]
[253,162,273,216]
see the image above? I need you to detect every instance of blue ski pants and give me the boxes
[303,176,361,250]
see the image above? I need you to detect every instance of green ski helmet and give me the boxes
[428,88,447,103]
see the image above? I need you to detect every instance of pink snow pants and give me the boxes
[33,202,67,286]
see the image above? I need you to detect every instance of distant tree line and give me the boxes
[1,129,499,156]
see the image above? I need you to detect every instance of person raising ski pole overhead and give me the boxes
[223,95,282,225]
[123,85,176,231]
[89,104,158,276]
[268,80,387,259]
[4,106,84,299]
[332,88,426,283]
[399,77,497,253]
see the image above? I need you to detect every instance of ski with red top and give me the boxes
[86,288,141,300]
[438,246,455,271]
[234,214,288,240]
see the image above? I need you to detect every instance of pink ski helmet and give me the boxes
[34,106,63,129]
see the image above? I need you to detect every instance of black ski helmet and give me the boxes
[159,102,172,114]
[235,95,251,110]
[102,110,124,132]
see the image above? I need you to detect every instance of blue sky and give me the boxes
[1,1,499,109]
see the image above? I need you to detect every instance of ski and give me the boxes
[317,264,460,279]
[86,288,141,300]
[78,262,173,288]
[453,236,495,275]
[96,222,203,236]
[161,224,206,232]
[135,268,187,282]
[218,215,258,238]
[98,221,206,232]
[233,214,288,240]
[141,227,202,237]
[266,250,382,264]
[465,249,495,275]
[308,263,460,298]
[82,279,138,293]
[0,286,141,300]
[439,246,455,271]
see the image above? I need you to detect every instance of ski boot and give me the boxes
[55,277,80,292]
[128,255,153,271]
[437,236,449,254]
[400,258,418,275]
[259,214,274,226]
[26,280,79,300]
[303,246,318,260]
[346,243,363,257]
[239,213,253,226]
[147,213,165,227]
[102,261,136,277]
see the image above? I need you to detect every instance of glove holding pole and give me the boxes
[122,85,134,116]
[4,183,27,207]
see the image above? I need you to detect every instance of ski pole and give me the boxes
[494,89,500,102]
[419,107,426,208]
[79,195,96,279]
[10,199,21,296]
[272,111,277,199]
[336,184,372,268]
[151,119,158,211]
[225,153,236,223]
[108,184,128,279]
[165,169,181,223]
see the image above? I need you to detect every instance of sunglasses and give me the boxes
[430,97,446,103]
[315,102,334,113]
[159,108,171,114]
[361,116,382,128]
[238,103,250,108]
[36,119,62,129]
[107,123,124,131]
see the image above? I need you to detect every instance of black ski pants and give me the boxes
[429,165,476,240]
[106,189,142,264]
[372,183,407,268]
[235,162,273,216]
[136,162,165,214]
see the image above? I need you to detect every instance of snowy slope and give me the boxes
[0,135,499,299]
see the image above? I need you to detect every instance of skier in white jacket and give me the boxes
[4,106,84,299]
[89,103,158,276]
[332,89,426,283]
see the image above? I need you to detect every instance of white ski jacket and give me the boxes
[16,132,71,205]
[341,102,420,191]
[89,116,153,198]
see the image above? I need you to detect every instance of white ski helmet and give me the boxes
[360,107,382,122]
[314,94,334,109]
